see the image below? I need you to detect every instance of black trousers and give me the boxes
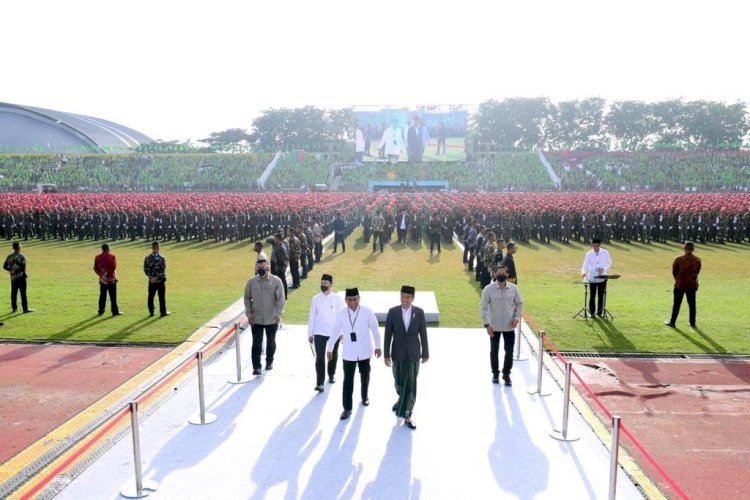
[272,269,288,299]
[314,335,339,385]
[372,231,384,252]
[252,323,278,369]
[430,233,441,253]
[490,330,515,377]
[147,281,166,315]
[480,267,492,289]
[290,258,300,286]
[10,277,28,312]
[99,282,119,315]
[670,288,697,325]
[314,242,322,262]
[333,232,345,252]
[342,358,371,411]
[589,281,607,315]
[397,228,407,244]
[463,242,470,262]
[467,247,476,271]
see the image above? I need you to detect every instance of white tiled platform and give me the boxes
[335,291,440,322]
[54,324,645,500]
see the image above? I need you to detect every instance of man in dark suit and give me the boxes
[384,285,429,430]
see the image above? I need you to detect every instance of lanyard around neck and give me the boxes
[348,307,360,331]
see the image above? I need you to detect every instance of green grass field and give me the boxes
[2,231,748,354]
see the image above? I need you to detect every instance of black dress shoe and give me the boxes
[98,311,105,316]
[502,375,512,387]
[314,385,324,392]
[328,376,335,383]
[23,309,34,313]
[252,369,261,375]
[113,312,124,316]
[340,410,351,420]
[362,399,369,406]
[149,311,154,317]
[492,376,499,384]
[160,311,171,317]
[404,419,417,430]
[265,364,273,370]
[690,323,697,328]
[392,403,398,412]
[664,321,676,328]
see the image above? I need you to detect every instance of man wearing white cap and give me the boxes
[244,252,285,376]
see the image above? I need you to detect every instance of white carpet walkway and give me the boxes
[54,324,645,500]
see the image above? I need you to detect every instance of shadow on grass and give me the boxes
[99,314,163,342]
[48,314,111,341]
[47,314,161,342]
[676,325,728,354]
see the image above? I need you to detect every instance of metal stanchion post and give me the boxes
[551,362,580,442]
[120,402,159,498]
[228,322,250,384]
[188,351,218,425]
[608,416,621,500]
[527,330,551,396]
[514,319,527,361]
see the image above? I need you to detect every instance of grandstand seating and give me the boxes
[264,152,333,191]
[0,154,269,192]
[545,151,750,192]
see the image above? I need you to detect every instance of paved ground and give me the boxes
[7,325,647,499]
[3,322,747,499]
[572,357,750,499]
[0,343,169,463]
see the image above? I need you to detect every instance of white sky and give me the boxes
[2,0,747,142]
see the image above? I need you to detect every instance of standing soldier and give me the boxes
[500,242,518,284]
[268,233,289,300]
[297,224,310,280]
[333,211,346,253]
[144,241,169,317]
[304,221,315,272]
[94,243,121,316]
[371,210,385,253]
[3,242,33,313]
[481,231,498,288]
[312,216,323,263]
[429,212,442,254]
[287,228,302,289]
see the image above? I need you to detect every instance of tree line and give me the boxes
[133,99,749,154]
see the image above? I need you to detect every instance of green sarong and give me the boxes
[393,360,420,418]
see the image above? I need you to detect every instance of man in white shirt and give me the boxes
[378,119,403,161]
[354,123,365,164]
[397,208,409,244]
[580,238,613,318]
[308,273,346,392]
[327,288,382,420]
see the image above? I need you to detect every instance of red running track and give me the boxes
[0,344,169,464]
[573,357,750,499]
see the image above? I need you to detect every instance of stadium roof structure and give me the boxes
[0,101,153,153]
